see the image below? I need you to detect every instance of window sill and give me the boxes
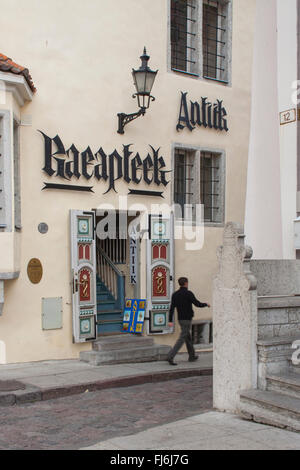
[169,69,231,87]
[174,218,224,228]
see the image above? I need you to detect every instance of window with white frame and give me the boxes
[174,148,198,220]
[200,151,222,223]
[170,0,231,84]
[174,147,225,224]
[171,0,198,75]
[13,119,21,231]
[0,115,5,230]
[0,111,20,233]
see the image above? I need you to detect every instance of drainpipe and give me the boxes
[0,281,4,316]
[298,0,300,202]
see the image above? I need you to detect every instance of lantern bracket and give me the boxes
[117,48,157,135]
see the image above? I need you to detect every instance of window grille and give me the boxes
[174,149,195,219]
[202,0,228,82]
[171,0,197,75]
[200,151,221,223]
[170,0,230,84]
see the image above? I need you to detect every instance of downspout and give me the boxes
[298,0,300,205]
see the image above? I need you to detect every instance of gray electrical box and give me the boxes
[294,218,300,250]
[42,297,63,330]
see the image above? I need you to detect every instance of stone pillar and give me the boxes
[213,222,258,413]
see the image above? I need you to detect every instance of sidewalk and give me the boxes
[82,410,300,451]
[0,351,212,406]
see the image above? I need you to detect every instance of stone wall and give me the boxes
[258,297,300,340]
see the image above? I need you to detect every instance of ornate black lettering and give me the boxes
[190,101,202,127]
[65,144,81,179]
[81,147,95,180]
[94,148,108,181]
[176,92,195,132]
[143,154,153,185]
[123,144,132,184]
[104,150,123,194]
[40,131,66,177]
[131,153,143,184]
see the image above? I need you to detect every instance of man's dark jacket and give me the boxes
[169,287,208,322]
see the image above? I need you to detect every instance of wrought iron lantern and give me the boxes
[117,48,158,134]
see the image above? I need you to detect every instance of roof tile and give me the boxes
[0,53,36,92]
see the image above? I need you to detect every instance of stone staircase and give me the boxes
[80,334,171,366]
[239,295,300,432]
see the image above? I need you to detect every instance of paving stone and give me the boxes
[0,380,26,392]
[0,376,213,450]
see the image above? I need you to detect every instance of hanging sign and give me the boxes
[129,237,138,285]
[123,299,146,334]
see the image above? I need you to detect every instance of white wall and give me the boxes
[245,0,283,259]
[277,0,298,259]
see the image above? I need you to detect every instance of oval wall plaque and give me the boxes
[27,258,43,284]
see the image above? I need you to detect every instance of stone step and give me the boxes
[266,372,300,400]
[288,358,300,374]
[258,296,300,309]
[239,389,300,432]
[80,344,171,366]
[92,334,154,351]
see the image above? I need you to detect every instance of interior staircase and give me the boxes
[239,295,300,432]
[96,276,124,335]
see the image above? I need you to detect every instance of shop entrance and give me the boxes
[95,211,139,336]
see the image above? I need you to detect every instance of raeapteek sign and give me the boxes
[39,131,170,194]
[176,91,229,133]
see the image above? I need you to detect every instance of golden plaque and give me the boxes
[27,258,43,284]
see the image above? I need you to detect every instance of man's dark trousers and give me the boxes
[167,320,195,361]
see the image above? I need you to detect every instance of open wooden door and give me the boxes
[70,210,97,343]
[146,213,175,335]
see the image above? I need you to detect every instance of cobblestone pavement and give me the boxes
[0,376,212,450]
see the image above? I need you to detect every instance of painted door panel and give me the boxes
[146,213,174,335]
[70,210,97,343]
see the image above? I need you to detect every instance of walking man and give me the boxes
[167,277,210,366]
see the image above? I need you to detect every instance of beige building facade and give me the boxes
[0,0,256,364]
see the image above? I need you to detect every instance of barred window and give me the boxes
[171,0,198,75]
[174,149,197,219]
[203,0,229,82]
[174,147,225,224]
[170,0,231,84]
[200,151,222,223]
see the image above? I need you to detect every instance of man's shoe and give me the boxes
[189,355,199,362]
[167,359,178,366]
